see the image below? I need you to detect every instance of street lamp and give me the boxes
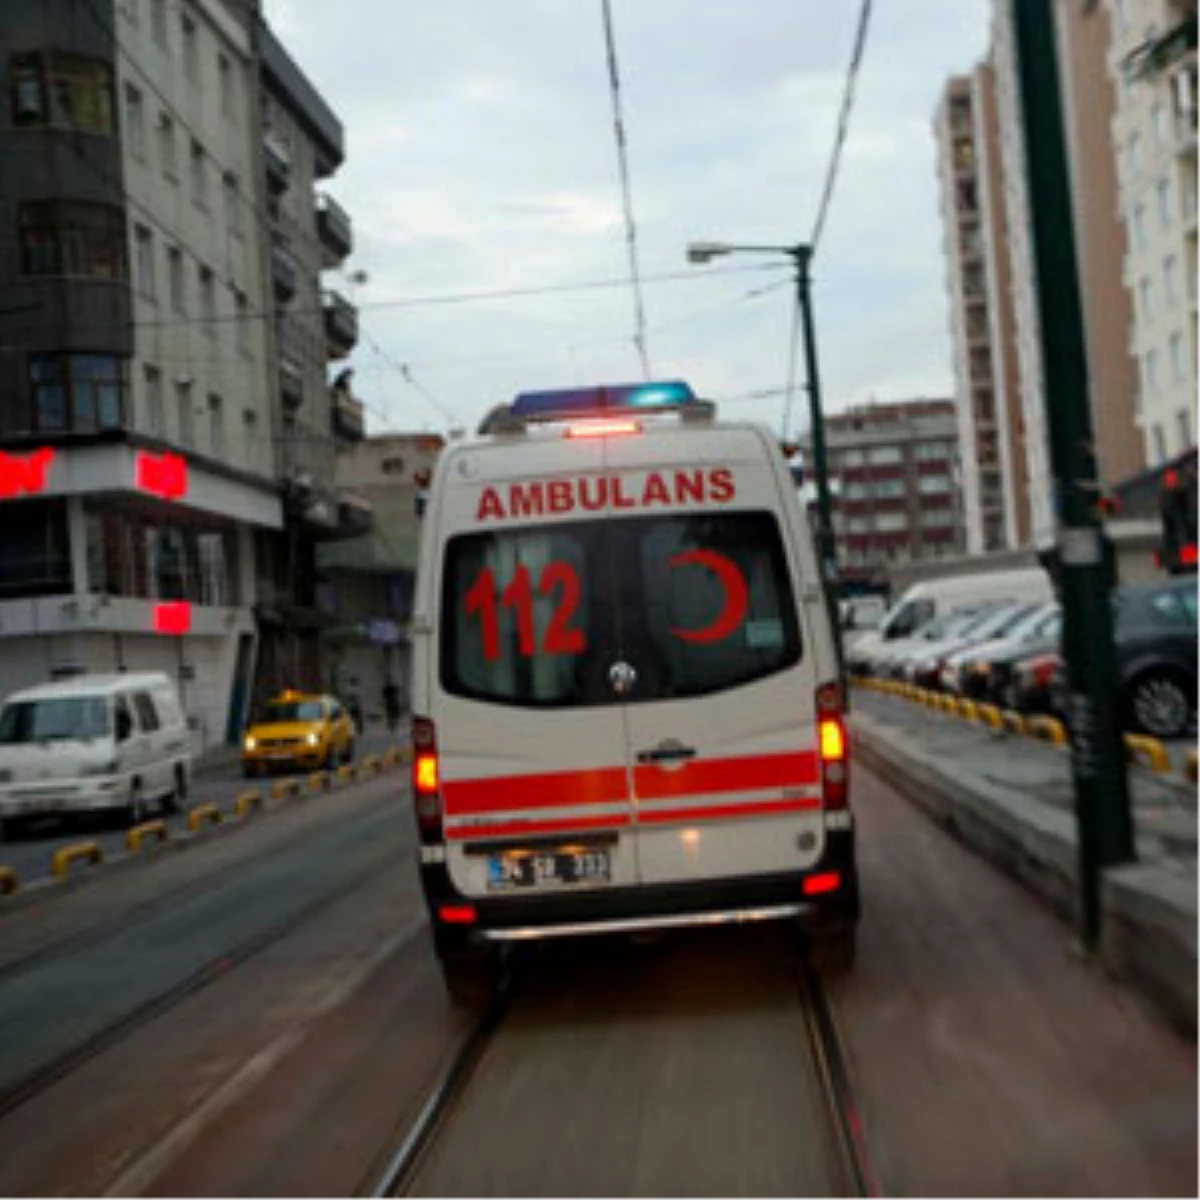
[685,240,839,601]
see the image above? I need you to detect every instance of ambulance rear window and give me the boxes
[440,511,802,708]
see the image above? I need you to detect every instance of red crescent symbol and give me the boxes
[669,550,748,644]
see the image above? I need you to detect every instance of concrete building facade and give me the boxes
[813,399,966,582]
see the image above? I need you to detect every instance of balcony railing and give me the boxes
[316,194,353,262]
[331,389,365,442]
[323,290,358,357]
[264,130,291,194]
[279,358,304,410]
[272,244,298,301]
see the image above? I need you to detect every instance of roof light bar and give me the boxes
[511,380,696,418]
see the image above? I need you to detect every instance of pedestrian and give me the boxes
[382,680,401,732]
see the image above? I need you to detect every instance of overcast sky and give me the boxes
[263,0,990,438]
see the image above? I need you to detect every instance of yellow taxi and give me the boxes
[242,691,356,776]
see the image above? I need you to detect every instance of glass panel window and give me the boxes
[0,696,109,743]
[441,512,802,708]
[190,140,207,208]
[1144,348,1160,395]
[199,266,215,334]
[144,364,163,435]
[235,291,249,352]
[1132,203,1147,251]
[1164,256,1180,306]
[134,224,155,299]
[158,112,176,179]
[123,84,145,159]
[168,246,185,312]
[218,53,235,119]
[208,394,224,457]
[1158,178,1173,228]
[224,172,243,237]
[197,532,228,605]
[18,201,125,280]
[0,501,71,598]
[918,475,952,494]
[181,13,198,82]
[29,354,125,433]
[176,381,194,447]
[875,512,907,532]
[1139,276,1154,322]
[1170,331,1188,383]
[867,445,902,466]
[9,53,113,134]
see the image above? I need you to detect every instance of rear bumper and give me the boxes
[421,829,859,949]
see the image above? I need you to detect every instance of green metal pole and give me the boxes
[1010,0,1135,950]
[794,246,844,673]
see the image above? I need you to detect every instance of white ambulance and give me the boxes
[409,382,858,1000]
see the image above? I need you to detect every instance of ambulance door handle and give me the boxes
[636,741,696,765]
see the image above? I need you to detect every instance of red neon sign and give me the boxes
[0,448,56,499]
[137,450,188,500]
[154,601,192,635]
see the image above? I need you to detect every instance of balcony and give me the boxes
[332,389,365,442]
[323,290,358,357]
[316,194,353,263]
[263,130,291,194]
[279,358,304,410]
[272,244,298,301]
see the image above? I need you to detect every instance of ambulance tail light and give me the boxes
[815,683,849,811]
[412,717,443,843]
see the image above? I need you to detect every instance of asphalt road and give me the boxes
[0,756,1192,1196]
[0,724,402,889]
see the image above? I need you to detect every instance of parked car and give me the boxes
[907,602,1036,691]
[1009,650,1062,716]
[1050,579,1197,739]
[869,607,990,681]
[946,603,1061,700]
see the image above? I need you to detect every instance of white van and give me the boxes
[847,568,1054,677]
[410,381,858,1000]
[0,673,192,832]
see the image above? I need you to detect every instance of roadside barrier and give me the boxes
[977,704,1005,731]
[1185,750,1198,784]
[1124,733,1171,774]
[958,698,981,723]
[308,771,328,793]
[360,754,381,775]
[1025,715,1068,748]
[336,764,356,786]
[382,747,402,767]
[234,789,262,819]
[188,803,222,832]
[0,865,18,895]
[51,841,102,879]
[270,778,298,801]
[126,819,169,854]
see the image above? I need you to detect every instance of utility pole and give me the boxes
[1010,0,1135,950]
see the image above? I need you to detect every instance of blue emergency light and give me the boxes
[510,380,696,418]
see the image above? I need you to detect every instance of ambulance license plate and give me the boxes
[487,847,610,889]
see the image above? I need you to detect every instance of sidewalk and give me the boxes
[849,687,1197,1035]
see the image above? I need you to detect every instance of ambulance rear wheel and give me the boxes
[437,947,500,1006]
[808,926,857,978]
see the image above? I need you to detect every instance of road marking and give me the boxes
[101,917,423,1197]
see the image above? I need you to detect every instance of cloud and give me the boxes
[263,0,990,433]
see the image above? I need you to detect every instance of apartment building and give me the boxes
[0,0,280,752]
[316,433,445,715]
[251,21,368,704]
[809,400,966,581]
[1105,0,1197,466]
[934,73,1023,554]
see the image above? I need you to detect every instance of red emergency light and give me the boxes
[136,450,188,500]
[154,601,192,635]
[0,448,56,499]
[1182,543,1198,566]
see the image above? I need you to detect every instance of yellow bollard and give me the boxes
[1124,734,1171,774]
[309,771,328,793]
[0,865,18,895]
[270,777,296,801]
[1002,710,1027,736]
[336,764,356,786]
[977,703,1005,731]
[1185,750,1198,784]
[382,747,401,767]
[234,789,262,819]
[188,803,222,832]
[126,819,169,854]
[361,754,381,774]
[958,699,980,722]
[51,841,103,879]
[1027,715,1068,747]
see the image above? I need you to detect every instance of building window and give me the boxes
[1132,203,1147,251]
[208,394,224,457]
[158,112,177,179]
[1143,348,1160,395]
[123,84,145,160]
[134,224,156,299]
[841,449,864,467]
[1152,424,1167,464]
[9,52,114,134]
[19,201,125,279]
[176,380,194,446]
[1139,276,1154,322]
[1178,408,1193,450]
[1157,178,1173,228]
[30,354,126,433]
[1170,331,1188,382]
[224,172,242,237]
[150,0,168,48]
[843,482,868,500]
[167,246,185,313]
[190,140,207,209]
[1152,102,1170,144]
[922,508,954,528]
[873,479,906,499]
[198,266,215,333]
[181,13,198,82]
[918,475,952,495]
[876,512,907,533]
[0,501,71,598]
[1127,132,1142,179]
[218,53,236,119]
[1164,255,1180,306]
[144,364,163,436]
[867,445,902,466]
[235,290,249,352]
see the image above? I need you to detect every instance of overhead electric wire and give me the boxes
[599,0,651,379]
[808,0,875,250]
